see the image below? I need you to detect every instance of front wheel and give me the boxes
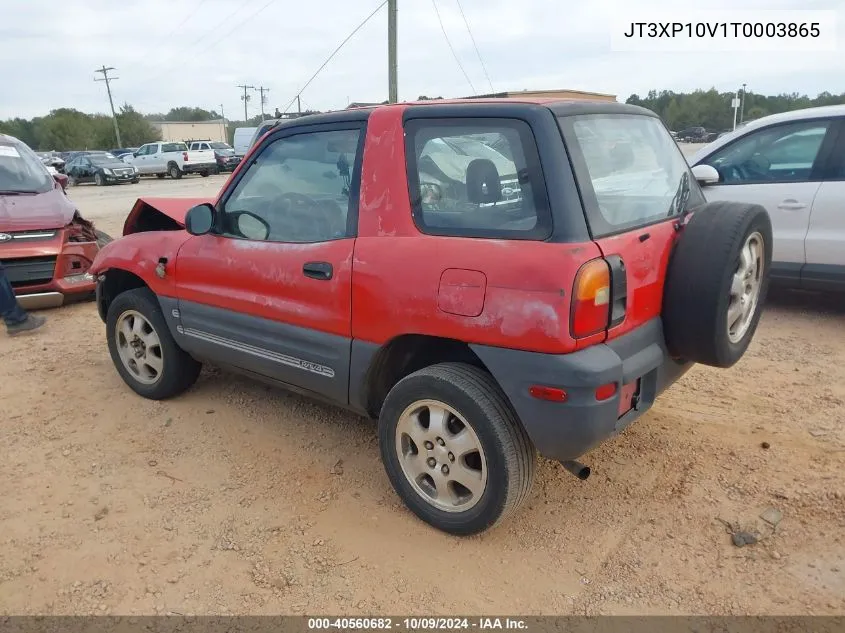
[379,363,536,536]
[200,170,209,177]
[106,287,201,400]
[94,172,105,186]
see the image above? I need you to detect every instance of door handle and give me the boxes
[303,261,333,280]
[777,199,808,211]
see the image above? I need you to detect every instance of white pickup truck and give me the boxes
[125,141,217,179]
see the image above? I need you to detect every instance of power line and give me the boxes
[159,0,212,42]
[454,0,493,93]
[430,0,476,94]
[281,1,388,114]
[135,0,266,87]
[94,65,122,147]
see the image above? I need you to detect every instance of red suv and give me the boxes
[90,99,771,535]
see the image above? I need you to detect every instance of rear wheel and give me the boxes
[168,164,182,180]
[663,202,773,368]
[379,363,536,536]
[106,288,201,400]
[156,173,165,179]
[200,171,209,177]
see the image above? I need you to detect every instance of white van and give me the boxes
[232,127,257,158]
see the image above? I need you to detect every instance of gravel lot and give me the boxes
[1,157,844,616]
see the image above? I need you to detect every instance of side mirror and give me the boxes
[232,211,270,241]
[53,173,68,191]
[691,164,720,186]
[185,203,215,236]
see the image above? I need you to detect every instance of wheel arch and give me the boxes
[96,268,149,322]
[353,334,499,419]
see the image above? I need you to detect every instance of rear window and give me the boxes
[163,143,187,152]
[559,114,704,237]
[404,118,551,240]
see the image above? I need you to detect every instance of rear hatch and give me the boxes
[557,111,706,342]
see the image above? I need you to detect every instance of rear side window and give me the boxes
[560,113,704,237]
[404,118,552,240]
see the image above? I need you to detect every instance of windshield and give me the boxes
[0,139,54,194]
[90,155,118,165]
[560,113,704,235]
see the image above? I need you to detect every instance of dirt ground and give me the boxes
[1,165,843,617]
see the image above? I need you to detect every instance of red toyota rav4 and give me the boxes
[90,99,771,535]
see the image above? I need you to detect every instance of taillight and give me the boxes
[571,258,611,339]
[183,151,189,161]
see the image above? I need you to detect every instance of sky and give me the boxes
[1,0,843,120]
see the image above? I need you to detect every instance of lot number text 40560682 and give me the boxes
[307,618,528,630]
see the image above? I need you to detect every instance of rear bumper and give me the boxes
[181,162,217,174]
[470,318,693,462]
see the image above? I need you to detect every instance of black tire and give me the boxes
[663,201,773,368]
[94,172,105,186]
[131,178,139,184]
[94,229,113,249]
[168,163,182,180]
[156,173,165,179]
[379,362,536,536]
[106,287,201,400]
[200,171,209,177]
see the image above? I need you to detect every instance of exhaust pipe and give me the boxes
[561,460,591,480]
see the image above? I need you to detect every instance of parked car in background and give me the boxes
[0,134,112,309]
[677,127,708,142]
[689,104,845,291]
[111,147,139,158]
[187,140,240,172]
[36,152,66,173]
[125,141,217,179]
[249,120,281,150]
[65,153,139,186]
[233,127,258,158]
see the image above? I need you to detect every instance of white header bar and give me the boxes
[610,10,838,52]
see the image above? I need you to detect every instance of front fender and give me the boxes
[90,230,191,297]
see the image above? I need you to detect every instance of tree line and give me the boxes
[4,91,843,151]
[626,89,845,132]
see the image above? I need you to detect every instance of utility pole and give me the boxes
[296,95,302,116]
[237,84,255,121]
[739,83,748,124]
[257,86,270,121]
[388,0,397,103]
[220,103,227,142]
[94,65,122,147]
[731,90,740,131]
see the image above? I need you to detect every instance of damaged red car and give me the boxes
[0,134,111,310]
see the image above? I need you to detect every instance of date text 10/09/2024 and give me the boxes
[623,21,822,38]
[307,618,528,630]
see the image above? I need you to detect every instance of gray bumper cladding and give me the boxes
[471,318,692,462]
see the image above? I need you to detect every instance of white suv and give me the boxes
[689,105,845,291]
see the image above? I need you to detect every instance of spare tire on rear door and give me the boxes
[662,201,773,369]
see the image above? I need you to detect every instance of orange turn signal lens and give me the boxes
[571,258,611,339]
